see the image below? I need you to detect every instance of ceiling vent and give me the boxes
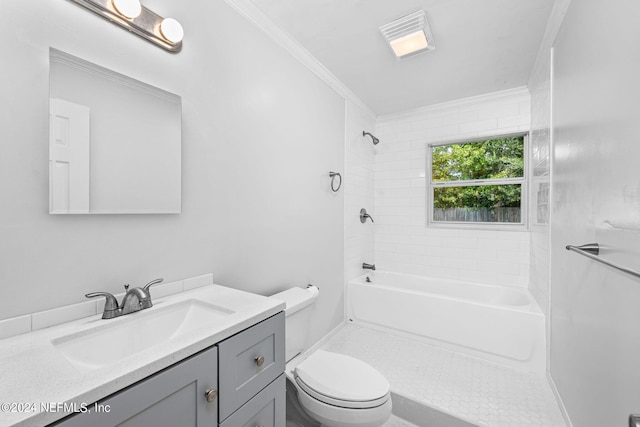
[379,10,435,60]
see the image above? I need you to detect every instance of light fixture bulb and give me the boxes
[111,0,142,19]
[160,18,184,44]
[389,30,429,58]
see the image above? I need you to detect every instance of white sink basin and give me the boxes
[52,299,234,373]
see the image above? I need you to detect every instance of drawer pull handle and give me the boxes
[255,355,265,367]
[204,388,218,402]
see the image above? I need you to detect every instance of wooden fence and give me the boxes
[433,207,521,223]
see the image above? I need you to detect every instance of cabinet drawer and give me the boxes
[218,312,284,421]
[220,374,285,427]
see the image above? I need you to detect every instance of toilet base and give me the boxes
[296,385,392,427]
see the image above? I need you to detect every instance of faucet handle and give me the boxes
[143,278,164,293]
[85,292,120,318]
[138,278,163,310]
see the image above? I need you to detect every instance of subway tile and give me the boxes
[396,243,427,256]
[478,260,521,276]
[426,125,461,139]
[497,273,529,288]
[410,158,426,170]
[376,242,398,253]
[477,126,520,137]
[459,270,498,285]
[426,246,460,258]
[442,237,478,249]
[493,238,521,251]
[396,206,423,217]
[495,249,529,264]
[423,256,443,267]
[442,257,478,271]
[498,115,528,129]
[460,119,498,133]
[374,159,412,172]
[425,228,463,238]
[397,263,428,276]
[422,236,443,247]
[425,266,459,280]
[473,248,498,261]
[375,206,397,216]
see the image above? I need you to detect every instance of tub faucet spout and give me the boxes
[362,263,376,271]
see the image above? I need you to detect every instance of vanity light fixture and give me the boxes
[379,10,435,60]
[69,0,183,52]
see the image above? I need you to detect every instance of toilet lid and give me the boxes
[294,350,390,408]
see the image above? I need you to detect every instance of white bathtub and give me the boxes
[347,271,545,372]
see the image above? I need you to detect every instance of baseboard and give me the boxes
[547,373,573,427]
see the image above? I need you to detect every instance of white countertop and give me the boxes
[0,285,284,427]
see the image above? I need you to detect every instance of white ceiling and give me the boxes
[250,0,555,115]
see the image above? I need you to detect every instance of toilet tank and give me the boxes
[270,286,319,362]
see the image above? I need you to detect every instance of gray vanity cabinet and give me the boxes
[53,345,218,427]
[51,312,285,427]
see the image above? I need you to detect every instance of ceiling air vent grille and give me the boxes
[379,10,435,60]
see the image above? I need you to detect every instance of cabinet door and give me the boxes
[219,375,285,427]
[53,346,218,427]
[218,312,285,421]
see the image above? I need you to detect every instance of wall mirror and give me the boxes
[49,48,181,214]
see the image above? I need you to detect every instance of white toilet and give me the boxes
[271,286,392,427]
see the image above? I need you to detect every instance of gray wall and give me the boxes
[550,0,640,425]
[0,0,345,345]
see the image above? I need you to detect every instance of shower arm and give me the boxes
[362,131,380,145]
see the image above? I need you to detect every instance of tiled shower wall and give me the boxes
[373,88,532,287]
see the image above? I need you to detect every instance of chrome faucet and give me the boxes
[86,278,163,319]
[362,263,376,271]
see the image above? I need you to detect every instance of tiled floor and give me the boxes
[322,324,566,427]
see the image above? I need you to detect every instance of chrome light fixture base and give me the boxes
[68,0,183,52]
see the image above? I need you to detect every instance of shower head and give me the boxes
[362,131,380,145]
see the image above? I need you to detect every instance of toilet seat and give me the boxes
[294,350,390,409]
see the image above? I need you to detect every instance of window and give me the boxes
[427,134,527,227]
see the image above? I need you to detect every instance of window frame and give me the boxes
[426,132,529,230]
